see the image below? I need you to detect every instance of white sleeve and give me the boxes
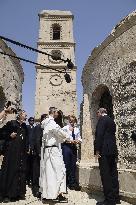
[41,118,49,129]
[41,120,45,129]
[52,124,69,142]
[62,125,68,132]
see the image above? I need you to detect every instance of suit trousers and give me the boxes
[98,155,120,203]
[26,152,33,185]
[62,144,77,186]
[32,155,40,193]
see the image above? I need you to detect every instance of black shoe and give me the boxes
[96,201,116,205]
[33,191,41,198]
[0,196,3,203]
[18,196,25,201]
[58,194,68,203]
[116,199,121,204]
[69,184,81,191]
[74,185,81,191]
[42,198,53,204]
[3,197,10,203]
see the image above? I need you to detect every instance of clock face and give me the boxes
[49,74,63,86]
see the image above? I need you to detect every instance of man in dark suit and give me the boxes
[32,114,47,198]
[94,108,120,205]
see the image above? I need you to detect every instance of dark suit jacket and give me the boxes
[32,124,43,156]
[27,125,35,149]
[94,115,118,156]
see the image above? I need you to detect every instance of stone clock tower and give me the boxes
[35,10,77,119]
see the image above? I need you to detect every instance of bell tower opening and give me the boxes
[52,24,61,40]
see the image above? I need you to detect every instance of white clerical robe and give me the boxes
[39,116,68,199]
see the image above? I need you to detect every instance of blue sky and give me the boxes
[0,0,136,117]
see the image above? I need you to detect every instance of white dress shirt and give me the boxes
[63,125,82,142]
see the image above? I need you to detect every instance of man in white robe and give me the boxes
[39,107,69,203]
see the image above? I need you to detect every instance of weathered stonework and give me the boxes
[35,10,77,118]
[0,39,24,115]
[80,10,136,203]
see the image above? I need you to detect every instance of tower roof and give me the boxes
[39,10,73,18]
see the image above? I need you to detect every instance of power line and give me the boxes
[0,35,73,82]
[0,51,66,73]
[0,35,72,64]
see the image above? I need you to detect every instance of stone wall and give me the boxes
[0,39,24,114]
[113,62,136,169]
[80,10,136,202]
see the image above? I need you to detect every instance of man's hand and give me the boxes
[69,127,74,132]
[95,151,101,159]
[4,106,12,114]
[72,140,80,144]
[10,132,17,139]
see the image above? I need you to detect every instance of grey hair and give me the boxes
[49,107,57,115]
[16,110,26,120]
[97,108,107,114]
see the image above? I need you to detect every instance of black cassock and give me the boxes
[0,120,29,199]
[32,124,43,194]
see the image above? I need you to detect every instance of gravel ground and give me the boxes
[0,158,133,205]
[0,186,133,205]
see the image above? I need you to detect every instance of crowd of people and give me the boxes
[0,104,81,203]
[0,102,135,205]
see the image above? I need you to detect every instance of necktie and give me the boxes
[72,129,75,140]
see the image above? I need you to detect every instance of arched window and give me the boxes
[52,24,61,40]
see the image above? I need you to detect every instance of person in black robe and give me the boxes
[94,108,120,205]
[32,114,47,198]
[0,110,28,203]
[26,117,35,186]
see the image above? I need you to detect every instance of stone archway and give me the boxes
[91,85,113,134]
[99,89,113,118]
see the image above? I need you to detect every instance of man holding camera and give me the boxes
[0,101,16,124]
[0,101,17,156]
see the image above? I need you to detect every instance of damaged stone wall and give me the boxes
[79,11,136,202]
[113,62,136,169]
[81,10,136,169]
[0,39,24,111]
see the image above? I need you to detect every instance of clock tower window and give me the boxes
[52,24,61,40]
